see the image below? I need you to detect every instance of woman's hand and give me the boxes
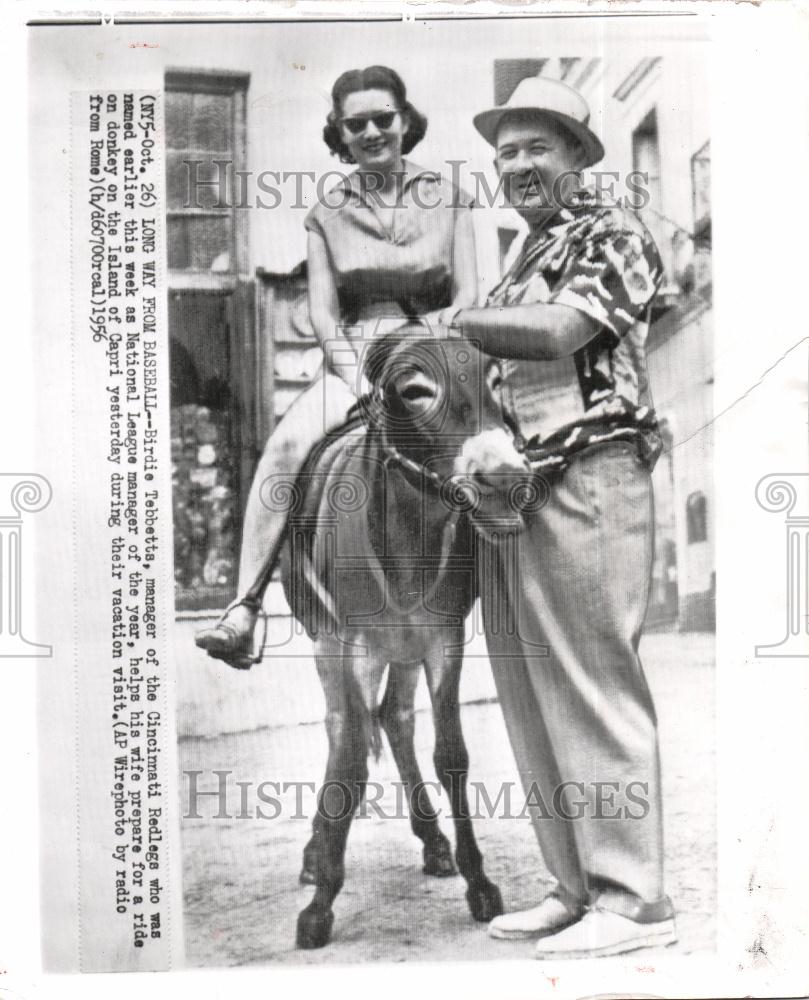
[418,307,461,335]
[419,306,463,335]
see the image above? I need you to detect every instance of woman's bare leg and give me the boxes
[196,372,356,667]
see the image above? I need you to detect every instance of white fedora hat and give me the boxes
[473,76,604,168]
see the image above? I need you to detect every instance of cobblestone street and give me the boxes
[179,628,715,966]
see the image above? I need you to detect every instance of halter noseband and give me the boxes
[367,382,447,491]
[355,381,462,618]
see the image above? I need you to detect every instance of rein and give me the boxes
[380,439,444,491]
[294,394,464,629]
[360,388,463,618]
[359,486,462,619]
[369,383,445,492]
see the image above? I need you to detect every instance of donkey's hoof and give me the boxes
[466,881,504,923]
[423,839,457,877]
[299,860,317,885]
[296,904,334,949]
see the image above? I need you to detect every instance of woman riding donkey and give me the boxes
[196,65,477,667]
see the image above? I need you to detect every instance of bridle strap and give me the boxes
[358,392,463,615]
[358,498,462,619]
[370,386,446,492]
[380,439,444,491]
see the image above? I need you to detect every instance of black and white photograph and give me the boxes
[13,4,809,999]
[166,25,715,965]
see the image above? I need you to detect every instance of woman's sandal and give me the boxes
[194,599,267,670]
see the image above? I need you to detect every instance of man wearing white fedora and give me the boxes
[435,76,677,959]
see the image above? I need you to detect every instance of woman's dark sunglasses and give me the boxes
[340,111,398,135]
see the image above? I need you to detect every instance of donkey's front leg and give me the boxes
[299,829,319,886]
[296,657,365,948]
[424,638,503,923]
[296,640,385,949]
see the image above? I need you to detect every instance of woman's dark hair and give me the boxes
[323,65,428,164]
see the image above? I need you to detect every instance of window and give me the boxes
[493,59,547,104]
[632,109,662,225]
[691,140,711,240]
[165,69,252,612]
[632,108,671,286]
[165,69,249,280]
[686,491,708,544]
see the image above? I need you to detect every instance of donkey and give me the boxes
[279,330,534,949]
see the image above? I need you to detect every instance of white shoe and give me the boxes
[534,907,677,960]
[488,895,581,940]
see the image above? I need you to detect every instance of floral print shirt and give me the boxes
[486,188,664,472]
